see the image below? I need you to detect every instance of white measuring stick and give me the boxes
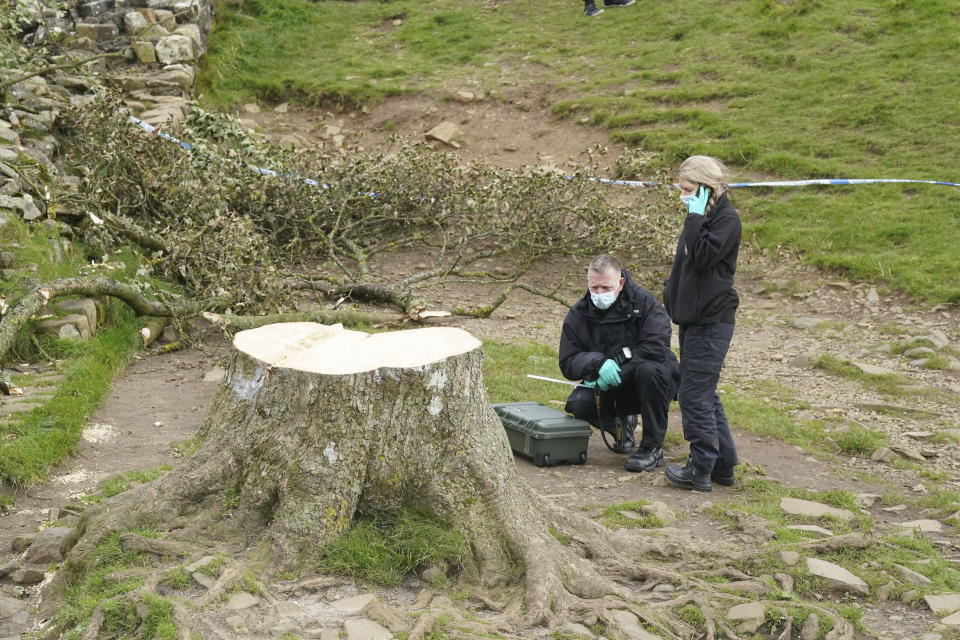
[526,374,591,389]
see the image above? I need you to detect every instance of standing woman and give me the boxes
[662,156,741,493]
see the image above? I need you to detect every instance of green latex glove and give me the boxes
[687,185,711,215]
[597,359,622,390]
[581,379,597,389]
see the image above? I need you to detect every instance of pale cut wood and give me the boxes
[233,322,482,374]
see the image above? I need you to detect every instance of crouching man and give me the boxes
[559,254,679,471]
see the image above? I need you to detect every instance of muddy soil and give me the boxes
[2,96,958,639]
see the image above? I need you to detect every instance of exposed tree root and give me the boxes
[361,599,413,633]
[42,328,870,640]
[408,612,437,640]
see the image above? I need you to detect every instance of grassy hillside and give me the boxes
[199,0,960,302]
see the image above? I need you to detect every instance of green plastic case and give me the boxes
[493,401,592,467]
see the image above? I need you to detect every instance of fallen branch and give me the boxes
[140,316,171,346]
[0,276,229,365]
[452,283,571,318]
[201,309,401,333]
[0,51,125,92]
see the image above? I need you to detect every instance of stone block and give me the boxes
[36,314,92,340]
[152,64,194,92]
[609,610,660,640]
[728,602,765,634]
[124,11,150,35]
[56,298,99,332]
[344,618,392,640]
[24,526,79,564]
[172,0,200,21]
[0,558,16,578]
[75,22,120,41]
[0,594,28,618]
[425,121,464,148]
[331,594,375,614]
[173,23,202,51]
[892,519,942,533]
[154,9,177,29]
[140,103,186,126]
[0,127,20,145]
[77,0,115,17]
[136,8,159,23]
[225,592,259,610]
[926,594,960,616]
[11,534,35,553]
[155,35,195,64]
[779,497,854,522]
[11,567,45,584]
[0,194,42,221]
[806,557,869,595]
[132,41,157,64]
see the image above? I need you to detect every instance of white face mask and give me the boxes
[590,290,618,310]
[680,193,696,206]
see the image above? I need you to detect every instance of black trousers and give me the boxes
[678,322,739,475]
[565,360,678,452]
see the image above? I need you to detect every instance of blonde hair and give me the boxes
[678,155,731,213]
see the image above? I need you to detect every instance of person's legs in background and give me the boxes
[666,323,738,491]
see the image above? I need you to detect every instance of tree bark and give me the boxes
[45,323,857,639]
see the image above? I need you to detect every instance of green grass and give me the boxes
[707,476,873,542]
[162,566,192,590]
[0,304,142,485]
[84,465,173,505]
[674,604,705,631]
[0,214,159,486]
[813,354,911,397]
[318,510,464,586]
[199,0,960,302]
[922,354,952,370]
[56,529,178,640]
[195,555,226,578]
[720,381,836,456]
[482,340,569,406]
[599,499,664,529]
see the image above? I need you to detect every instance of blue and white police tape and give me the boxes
[130,116,329,188]
[585,176,960,189]
[131,116,960,191]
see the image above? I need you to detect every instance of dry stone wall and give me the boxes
[1,0,215,345]
[11,0,213,127]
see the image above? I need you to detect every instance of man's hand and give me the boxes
[597,359,621,391]
[687,185,711,215]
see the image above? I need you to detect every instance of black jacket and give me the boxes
[559,269,675,382]
[663,193,741,326]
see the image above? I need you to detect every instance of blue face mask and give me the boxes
[591,290,618,310]
[680,193,696,206]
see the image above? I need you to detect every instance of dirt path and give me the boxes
[2,96,958,639]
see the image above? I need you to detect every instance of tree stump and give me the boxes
[44,323,860,640]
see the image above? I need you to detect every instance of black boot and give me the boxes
[711,466,736,486]
[624,447,663,472]
[608,415,636,454]
[665,463,712,492]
